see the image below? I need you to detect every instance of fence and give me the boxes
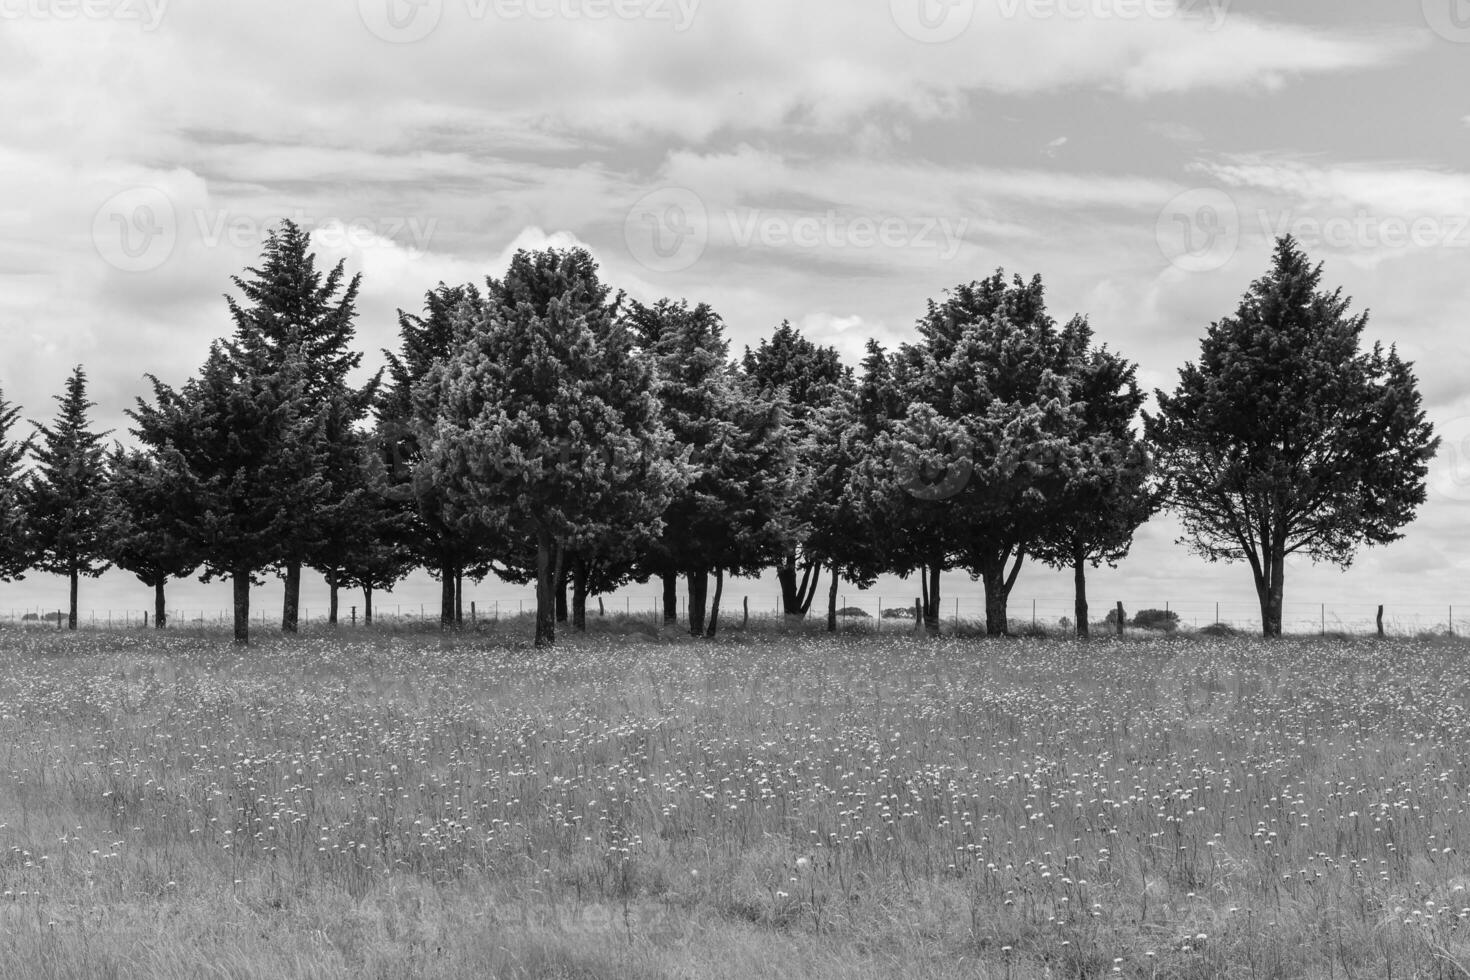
[0,595,1464,638]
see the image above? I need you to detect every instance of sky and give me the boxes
[1,0,1468,631]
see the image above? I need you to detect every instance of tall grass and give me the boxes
[0,627,1466,977]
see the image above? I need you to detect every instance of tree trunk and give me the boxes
[535,531,556,647]
[68,563,78,630]
[327,569,339,625]
[440,560,456,627]
[661,572,678,626]
[154,579,166,630]
[923,563,941,636]
[572,557,589,632]
[980,549,1026,637]
[981,562,1009,637]
[555,561,569,624]
[455,569,464,626]
[364,586,374,625]
[281,561,300,633]
[1256,548,1286,637]
[1073,550,1089,640]
[706,567,724,638]
[232,568,251,645]
[826,562,840,633]
[777,554,819,618]
[688,569,708,637]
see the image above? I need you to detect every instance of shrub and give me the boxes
[1132,609,1179,632]
[1199,622,1241,638]
[836,607,871,618]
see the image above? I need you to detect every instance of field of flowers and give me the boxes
[0,624,1467,979]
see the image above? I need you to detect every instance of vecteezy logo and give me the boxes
[890,0,974,42]
[359,0,443,43]
[1423,0,1470,42]
[1431,415,1470,502]
[893,430,974,501]
[92,187,177,273]
[624,187,709,274]
[1155,187,1240,273]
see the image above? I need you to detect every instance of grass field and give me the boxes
[0,621,1467,979]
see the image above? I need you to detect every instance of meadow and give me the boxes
[0,620,1467,979]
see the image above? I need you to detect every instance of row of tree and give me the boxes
[0,228,1439,643]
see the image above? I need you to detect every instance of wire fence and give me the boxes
[0,594,1463,638]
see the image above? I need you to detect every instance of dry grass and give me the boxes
[0,623,1468,978]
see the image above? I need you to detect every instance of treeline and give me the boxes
[0,228,1438,644]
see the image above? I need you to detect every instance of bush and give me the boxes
[1104,605,1126,626]
[1199,622,1241,638]
[881,606,915,619]
[1132,609,1179,632]
[836,607,871,619]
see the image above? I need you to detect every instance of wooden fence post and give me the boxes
[742,596,749,629]
[351,606,357,625]
[1115,602,1124,637]
[913,598,922,631]
[1376,605,1384,638]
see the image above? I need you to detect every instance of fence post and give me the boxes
[1376,604,1384,638]
[471,601,477,624]
[1032,599,1036,628]
[1115,602,1124,637]
[351,606,357,625]
[742,596,749,629]
[913,598,921,631]
[1321,603,1325,637]
[1215,602,1219,626]
[143,611,148,629]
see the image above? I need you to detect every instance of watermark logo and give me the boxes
[1432,415,1470,502]
[1423,0,1470,43]
[92,187,178,273]
[890,0,974,42]
[892,430,974,501]
[0,0,170,30]
[624,187,709,274]
[727,210,968,261]
[1256,209,1470,251]
[91,191,439,272]
[1156,187,1240,273]
[359,0,444,42]
[359,0,699,41]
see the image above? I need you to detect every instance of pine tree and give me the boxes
[628,298,800,637]
[1146,237,1437,637]
[103,447,200,628]
[381,282,490,626]
[338,440,415,625]
[0,388,32,583]
[423,248,682,647]
[741,321,851,619]
[1032,334,1155,638]
[130,341,331,644]
[227,221,377,632]
[27,367,112,629]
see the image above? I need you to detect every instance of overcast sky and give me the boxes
[1,0,1468,629]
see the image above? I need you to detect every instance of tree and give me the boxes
[338,441,415,625]
[628,299,800,637]
[103,447,200,628]
[1032,335,1155,638]
[0,388,32,583]
[381,282,490,626]
[854,275,1087,636]
[130,341,331,644]
[742,321,851,618]
[26,367,111,629]
[1145,237,1438,637]
[423,248,681,647]
[227,221,377,633]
